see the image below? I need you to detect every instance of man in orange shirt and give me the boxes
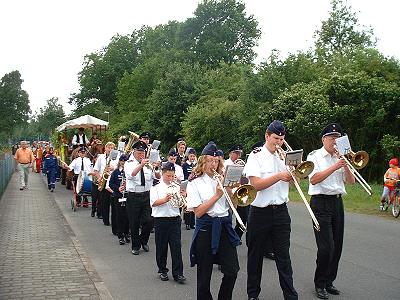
[14,141,35,190]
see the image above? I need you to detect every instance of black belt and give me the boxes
[252,203,287,210]
[128,191,150,196]
[314,194,342,199]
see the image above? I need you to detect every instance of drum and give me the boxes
[76,171,92,195]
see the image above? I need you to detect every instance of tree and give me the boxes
[182,0,261,67]
[314,0,375,57]
[70,34,140,110]
[0,70,30,141]
[32,97,65,137]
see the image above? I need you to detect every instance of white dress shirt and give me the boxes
[71,133,88,146]
[150,181,181,217]
[245,146,289,207]
[174,164,184,181]
[186,174,229,217]
[307,147,346,195]
[68,157,92,175]
[224,158,235,168]
[124,159,155,192]
[93,153,119,177]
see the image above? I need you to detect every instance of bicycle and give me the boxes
[381,180,400,218]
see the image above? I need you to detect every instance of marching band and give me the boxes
[45,119,363,300]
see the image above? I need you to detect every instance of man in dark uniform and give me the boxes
[307,123,355,299]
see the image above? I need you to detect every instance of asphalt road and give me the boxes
[52,183,400,300]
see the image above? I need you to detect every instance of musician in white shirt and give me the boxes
[186,142,240,300]
[307,123,355,299]
[150,162,186,283]
[167,151,184,182]
[124,140,161,255]
[224,144,243,167]
[93,142,116,223]
[66,147,93,207]
[245,120,298,300]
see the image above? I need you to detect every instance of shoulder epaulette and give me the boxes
[152,180,160,186]
[308,150,317,156]
[252,147,262,154]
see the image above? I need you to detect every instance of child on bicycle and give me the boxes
[380,158,400,209]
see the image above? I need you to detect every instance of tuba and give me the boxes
[124,131,140,155]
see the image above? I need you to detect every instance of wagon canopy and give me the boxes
[56,115,109,132]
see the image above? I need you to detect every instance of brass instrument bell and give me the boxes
[293,161,315,179]
[346,150,369,170]
[232,184,257,207]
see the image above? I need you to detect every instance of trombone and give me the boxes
[212,170,247,232]
[334,146,372,196]
[276,141,320,231]
[229,159,257,207]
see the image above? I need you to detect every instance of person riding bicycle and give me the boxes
[380,158,400,209]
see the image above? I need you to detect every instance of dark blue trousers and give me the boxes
[47,169,57,190]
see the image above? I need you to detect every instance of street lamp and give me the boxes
[104,111,110,123]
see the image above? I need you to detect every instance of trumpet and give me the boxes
[212,170,247,232]
[276,142,320,231]
[334,146,372,195]
[167,182,187,208]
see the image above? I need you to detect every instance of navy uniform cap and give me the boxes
[201,142,218,156]
[229,144,243,152]
[162,161,175,171]
[251,141,264,150]
[79,146,86,152]
[187,148,196,155]
[168,150,178,157]
[119,154,129,162]
[267,120,286,136]
[320,123,343,138]
[216,149,224,157]
[132,140,147,151]
[139,132,150,139]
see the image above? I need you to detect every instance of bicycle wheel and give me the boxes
[392,194,400,218]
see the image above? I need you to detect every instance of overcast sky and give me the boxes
[1,0,398,116]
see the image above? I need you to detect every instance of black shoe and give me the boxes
[186,224,190,230]
[125,235,130,243]
[97,215,103,219]
[326,284,340,295]
[91,211,95,217]
[315,287,329,299]
[131,249,139,255]
[248,297,259,300]
[150,228,154,233]
[119,238,125,245]
[159,273,169,281]
[142,244,149,252]
[173,275,186,284]
[20,187,24,191]
[264,252,276,260]
[104,223,110,226]
[190,225,195,229]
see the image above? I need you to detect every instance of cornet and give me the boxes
[167,182,187,208]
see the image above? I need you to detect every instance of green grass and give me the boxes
[289,181,390,218]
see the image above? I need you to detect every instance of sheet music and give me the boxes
[223,165,244,187]
[285,149,303,166]
[335,135,352,156]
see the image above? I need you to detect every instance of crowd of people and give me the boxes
[12,122,398,300]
